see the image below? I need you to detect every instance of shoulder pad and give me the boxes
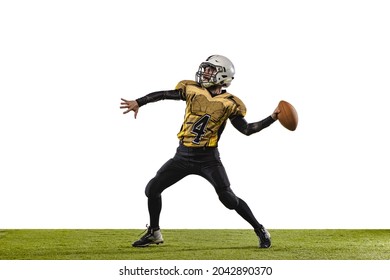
[228,94,247,117]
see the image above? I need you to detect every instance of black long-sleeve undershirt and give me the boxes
[230,115,276,136]
[136,90,183,107]
[136,89,275,136]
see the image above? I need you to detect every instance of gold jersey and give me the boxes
[175,80,247,147]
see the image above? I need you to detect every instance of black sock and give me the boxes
[235,198,262,229]
[148,196,162,229]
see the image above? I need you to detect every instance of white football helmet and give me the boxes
[195,55,235,88]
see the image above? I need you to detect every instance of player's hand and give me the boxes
[120,98,139,118]
[271,105,280,120]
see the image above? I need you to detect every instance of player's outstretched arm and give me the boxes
[120,98,139,119]
[120,90,184,119]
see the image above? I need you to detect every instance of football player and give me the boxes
[120,55,280,248]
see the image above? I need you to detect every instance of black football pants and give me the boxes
[144,144,262,230]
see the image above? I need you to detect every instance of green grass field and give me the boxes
[0,229,389,260]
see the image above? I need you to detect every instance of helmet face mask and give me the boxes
[195,55,235,88]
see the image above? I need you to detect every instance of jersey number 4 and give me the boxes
[191,114,210,144]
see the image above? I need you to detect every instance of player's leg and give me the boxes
[236,198,271,248]
[132,158,188,247]
[200,163,258,224]
[200,160,271,248]
[145,158,188,229]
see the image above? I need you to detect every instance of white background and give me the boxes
[1,0,389,229]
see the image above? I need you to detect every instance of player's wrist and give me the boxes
[135,98,145,107]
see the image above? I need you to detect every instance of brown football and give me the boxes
[278,100,298,131]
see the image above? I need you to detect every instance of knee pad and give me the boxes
[218,190,239,210]
[145,178,161,198]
